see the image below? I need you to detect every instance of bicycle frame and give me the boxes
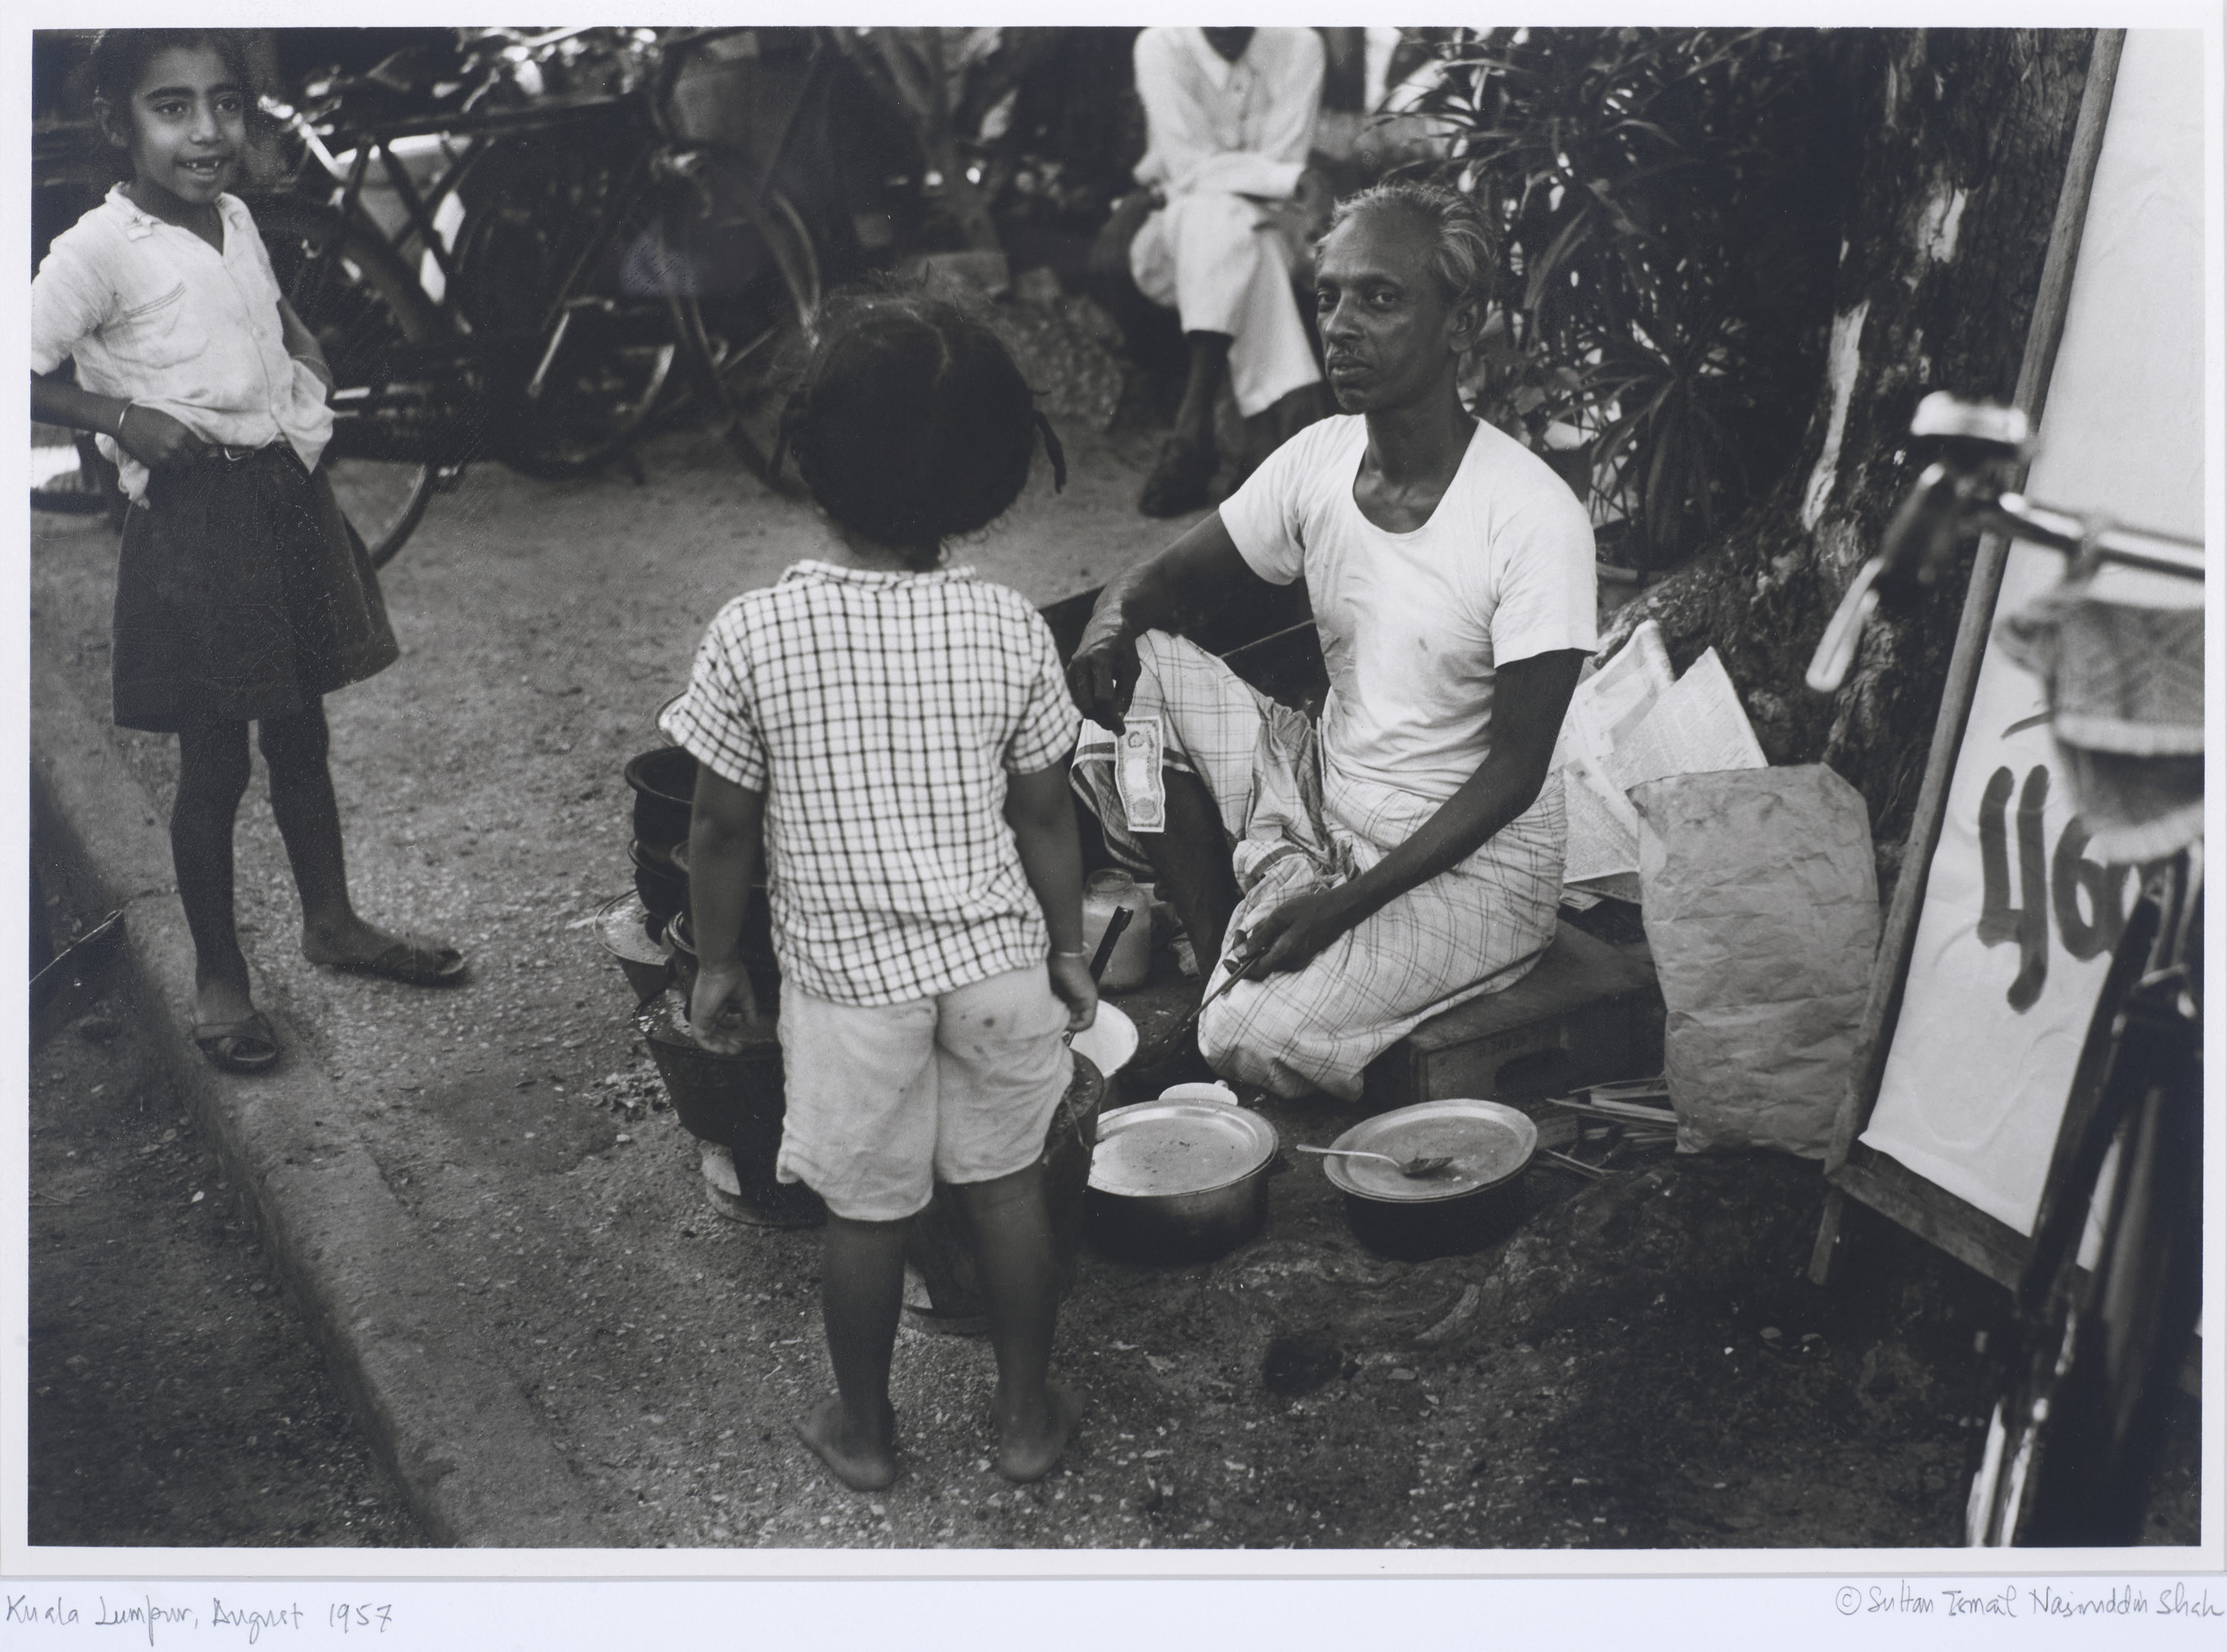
[1823,403,2205,1548]
[268,26,830,335]
[269,93,632,325]
[1806,394,2205,694]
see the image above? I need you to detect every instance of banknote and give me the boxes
[1115,714,1166,833]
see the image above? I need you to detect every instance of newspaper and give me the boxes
[1555,623,1767,903]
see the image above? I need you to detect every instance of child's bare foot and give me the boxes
[793,1397,898,1492]
[302,915,465,986]
[995,1380,1080,1484]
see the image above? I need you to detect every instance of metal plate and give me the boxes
[1088,1100,1278,1199]
[1321,1099,1537,1204]
[1068,1000,1138,1077]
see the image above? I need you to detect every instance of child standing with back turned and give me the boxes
[30,30,465,1075]
[664,292,1093,1491]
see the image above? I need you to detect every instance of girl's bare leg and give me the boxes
[172,713,257,1028]
[258,702,415,966]
[797,1213,905,1491]
[953,1161,1077,1481]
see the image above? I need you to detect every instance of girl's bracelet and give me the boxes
[115,400,137,439]
[1051,948,1088,960]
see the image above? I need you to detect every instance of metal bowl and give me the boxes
[629,836,688,922]
[624,745,697,848]
[595,891,671,1004]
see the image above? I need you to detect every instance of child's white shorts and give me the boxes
[774,966,1072,1222]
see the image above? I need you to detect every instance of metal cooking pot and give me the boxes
[1321,1099,1537,1260]
[905,1050,1106,1332]
[1086,1084,1278,1264]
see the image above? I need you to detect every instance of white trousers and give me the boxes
[1129,191,1323,419]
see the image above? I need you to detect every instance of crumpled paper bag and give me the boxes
[1631,765,1879,1158]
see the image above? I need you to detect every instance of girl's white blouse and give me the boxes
[31,186,336,502]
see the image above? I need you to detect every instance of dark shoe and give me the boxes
[192,1012,279,1074]
[1139,438,1217,517]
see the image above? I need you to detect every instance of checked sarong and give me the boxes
[1074,632,1563,1099]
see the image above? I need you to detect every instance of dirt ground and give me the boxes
[26,422,2200,1550]
[26,960,426,1547]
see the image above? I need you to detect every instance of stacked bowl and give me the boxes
[619,744,799,1224]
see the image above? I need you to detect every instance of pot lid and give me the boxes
[1321,1099,1537,1204]
[1088,1099,1278,1199]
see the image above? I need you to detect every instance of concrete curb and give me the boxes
[31,652,609,1548]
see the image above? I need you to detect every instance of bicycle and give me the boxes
[1808,393,2205,1547]
[252,25,828,563]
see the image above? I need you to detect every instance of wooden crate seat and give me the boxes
[1361,920,1664,1112]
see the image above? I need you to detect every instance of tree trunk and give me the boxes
[1599,29,2096,882]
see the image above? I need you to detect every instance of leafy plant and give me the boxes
[1402,28,1840,567]
[832,27,1005,252]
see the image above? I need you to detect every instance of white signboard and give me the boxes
[1859,29,2205,1236]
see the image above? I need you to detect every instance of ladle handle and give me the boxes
[1294,1145,1396,1166]
[1087,905,1132,984]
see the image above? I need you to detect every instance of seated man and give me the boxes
[1114,26,1330,517]
[1067,182,1598,1100]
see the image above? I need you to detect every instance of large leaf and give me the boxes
[1422,24,1834,561]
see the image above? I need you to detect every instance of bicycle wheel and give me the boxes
[253,197,452,568]
[1966,856,2205,1547]
[656,151,820,487]
[451,139,678,482]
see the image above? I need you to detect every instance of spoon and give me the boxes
[1295,1144,1456,1178]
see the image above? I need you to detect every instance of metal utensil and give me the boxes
[1295,1144,1455,1179]
[1167,940,1270,1043]
[1086,904,1132,984]
[1064,905,1135,1063]
[1540,1147,1609,1181]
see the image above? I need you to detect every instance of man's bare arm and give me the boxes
[1065,510,1270,732]
[1243,648,1589,974]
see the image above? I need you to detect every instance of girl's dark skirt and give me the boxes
[111,444,400,732]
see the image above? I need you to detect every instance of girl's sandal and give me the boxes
[318,934,467,988]
[193,1012,280,1074]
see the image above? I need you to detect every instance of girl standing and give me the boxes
[31,30,465,1072]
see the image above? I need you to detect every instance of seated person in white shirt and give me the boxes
[1102,27,1331,517]
[1067,182,1598,1100]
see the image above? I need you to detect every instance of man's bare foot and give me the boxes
[995,1380,1081,1484]
[793,1397,898,1492]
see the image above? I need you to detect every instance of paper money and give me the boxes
[1115,715,1167,833]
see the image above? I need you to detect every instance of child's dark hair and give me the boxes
[782,290,1065,570]
[82,29,262,170]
